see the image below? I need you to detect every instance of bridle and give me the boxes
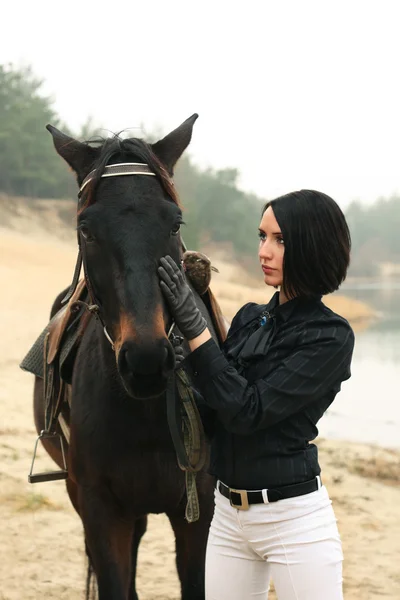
[64,162,180,349]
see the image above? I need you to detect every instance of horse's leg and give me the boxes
[79,487,134,600]
[128,516,147,600]
[168,485,215,600]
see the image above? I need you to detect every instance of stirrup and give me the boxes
[28,430,68,483]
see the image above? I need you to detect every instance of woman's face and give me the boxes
[258,206,284,288]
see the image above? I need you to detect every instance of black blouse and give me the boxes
[184,292,355,489]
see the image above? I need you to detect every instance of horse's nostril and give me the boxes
[118,340,174,377]
[118,346,143,376]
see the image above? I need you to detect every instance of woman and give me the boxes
[158,189,355,600]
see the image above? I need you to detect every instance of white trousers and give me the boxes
[205,485,343,600]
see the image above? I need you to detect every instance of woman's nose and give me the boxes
[259,240,272,259]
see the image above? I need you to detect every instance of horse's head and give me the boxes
[47,115,198,400]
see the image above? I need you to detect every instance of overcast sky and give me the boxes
[2,0,400,208]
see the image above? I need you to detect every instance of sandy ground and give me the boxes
[1,196,399,599]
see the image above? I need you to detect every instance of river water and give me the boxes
[318,282,400,449]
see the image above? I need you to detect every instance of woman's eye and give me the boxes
[258,231,266,242]
[277,237,284,245]
[171,224,181,236]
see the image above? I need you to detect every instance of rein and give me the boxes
[64,162,205,521]
[166,367,207,522]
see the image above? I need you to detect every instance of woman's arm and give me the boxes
[188,328,212,350]
[158,255,355,435]
[184,321,355,435]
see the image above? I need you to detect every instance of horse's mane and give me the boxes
[78,135,179,214]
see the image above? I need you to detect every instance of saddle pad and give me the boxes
[19,310,83,381]
[20,325,50,379]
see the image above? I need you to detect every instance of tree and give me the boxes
[345,196,400,276]
[0,63,75,198]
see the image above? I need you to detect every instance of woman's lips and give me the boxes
[262,266,275,273]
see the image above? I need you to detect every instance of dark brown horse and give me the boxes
[32,115,215,600]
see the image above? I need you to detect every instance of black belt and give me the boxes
[218,476,321,510]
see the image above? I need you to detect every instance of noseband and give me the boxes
[64,162,178,349]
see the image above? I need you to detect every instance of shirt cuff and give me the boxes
[183,338,229,382]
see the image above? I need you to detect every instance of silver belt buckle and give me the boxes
[229,488,249,511]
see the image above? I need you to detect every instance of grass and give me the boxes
[15,492,62,512]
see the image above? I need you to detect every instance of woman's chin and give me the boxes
[263,274,281,288]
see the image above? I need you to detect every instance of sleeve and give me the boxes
[183,322,355,435]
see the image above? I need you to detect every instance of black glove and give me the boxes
[158,256,207,341]
[170,334,185,369]
[174,344,184,368]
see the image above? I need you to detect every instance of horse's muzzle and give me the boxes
[117,338,175,399]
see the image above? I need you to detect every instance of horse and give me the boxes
[32,115,216,600]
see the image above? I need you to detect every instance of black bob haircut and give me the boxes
[262,190,351,298]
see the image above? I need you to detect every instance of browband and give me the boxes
[79,162,156,195]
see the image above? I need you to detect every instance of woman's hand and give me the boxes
[158,256,207,341]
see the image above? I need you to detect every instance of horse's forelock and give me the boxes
[77,135,180,216]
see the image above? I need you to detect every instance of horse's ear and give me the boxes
[46,125,99,182]
[151,113,198,175]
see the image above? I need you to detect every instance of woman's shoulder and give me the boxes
[316,299,354,329]
[301,299,355,349]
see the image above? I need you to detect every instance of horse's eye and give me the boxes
[171,224,181,236]
[80,226,95,242]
